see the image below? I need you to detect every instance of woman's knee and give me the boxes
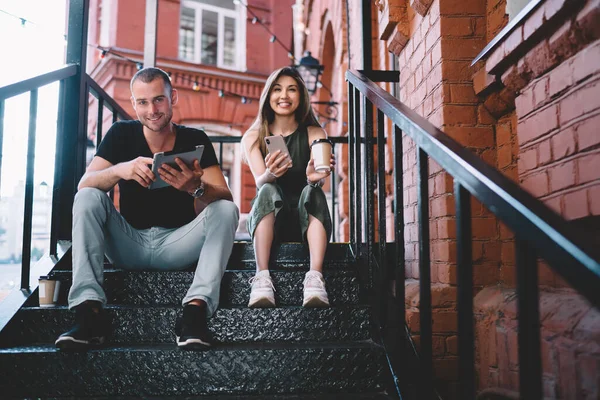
[256,182,279,200]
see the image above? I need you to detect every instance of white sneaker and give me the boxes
[302,271,330,307]
[248,270,276,308]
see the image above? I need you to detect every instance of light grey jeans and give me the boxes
[68,187,239,316]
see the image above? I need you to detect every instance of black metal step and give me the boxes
[229,242,354,267]
[35,269,360,307]
[57,242,355,270]
[2,305,371,347]
[36,393,395,399]
[0,341,387,397]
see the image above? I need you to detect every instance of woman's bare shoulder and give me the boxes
[307,125,327,142]
[241,129,259,145]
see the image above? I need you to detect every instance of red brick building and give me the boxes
[299,0,599,398]
[86,0,295,215]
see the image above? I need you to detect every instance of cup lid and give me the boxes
[39,275,51,280]
[310,138,333,148]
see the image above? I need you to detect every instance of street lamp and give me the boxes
[295,51,323,94]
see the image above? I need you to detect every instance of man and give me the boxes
[55,67,239,350]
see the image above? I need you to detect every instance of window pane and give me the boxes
[223,16,236,67]
[201,10,218,66]
[179,7,195,60]
[193,0,235,10]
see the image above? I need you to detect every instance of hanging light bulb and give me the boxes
[251,16,258,24]
[241,97,248,104]
[136,62,143,70]
[100,50,107,59]
[288,52,294,60]
[218,90,224,97]
[270,35,276,43]
[193,81,200,91]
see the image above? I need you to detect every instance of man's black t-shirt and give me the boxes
[95,120,219,230]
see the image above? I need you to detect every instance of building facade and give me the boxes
[86,0,296,217]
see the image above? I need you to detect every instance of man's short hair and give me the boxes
[130,67,172,93]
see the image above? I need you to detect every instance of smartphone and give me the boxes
[264,135,290,158]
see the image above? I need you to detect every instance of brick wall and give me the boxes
[474,0,600,398]
[517,40,600,223]
[304,0,600,398]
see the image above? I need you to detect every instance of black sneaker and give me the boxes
[175,304,213,350]
[55,302,109,351]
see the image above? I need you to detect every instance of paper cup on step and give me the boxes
[310,138,333,173]
[39,275,61,308]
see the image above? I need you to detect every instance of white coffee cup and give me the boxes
[39,275,60,308]
[310,138,333,173]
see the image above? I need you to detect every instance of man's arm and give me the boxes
[158,159,233,216]
[192,165,233,215]
[78,156,155,191]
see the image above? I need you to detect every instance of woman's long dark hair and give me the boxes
[247,66,321,156]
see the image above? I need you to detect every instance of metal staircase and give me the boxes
[0,242,397,398]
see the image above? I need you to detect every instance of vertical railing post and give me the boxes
[393,124,406,365]
[417,147,433,398]
[0,100,4,196]
[455,182,474,400]
[363,98,374,288]
[21,89,38,289]
[516,239,542,400]
[354,88,363,259]
[51,0,89,247]
[347,82,355,251]
[96,96,104,148]
[376,109,387,324]
[331,160,337,242]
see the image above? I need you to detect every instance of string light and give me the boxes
[1,7,273,105]
[233,1,335,98]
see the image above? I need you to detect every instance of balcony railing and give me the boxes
[346,69,600,399]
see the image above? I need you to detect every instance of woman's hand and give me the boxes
[265,150,293,179]
[306,153,336,184]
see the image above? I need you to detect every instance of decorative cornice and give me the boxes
[374,0,409,56]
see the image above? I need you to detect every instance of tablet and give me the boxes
[148,145,205,190]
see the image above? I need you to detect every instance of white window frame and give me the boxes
[180,0,246,71]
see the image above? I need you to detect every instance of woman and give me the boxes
[241,66,335,308]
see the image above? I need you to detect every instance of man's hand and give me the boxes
[116,156,155,188]
[158,158,204,193]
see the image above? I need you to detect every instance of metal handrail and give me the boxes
[86,75,132,121]
[0,64,78,101]
[346,68,600,400]
[347,70,600,304]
